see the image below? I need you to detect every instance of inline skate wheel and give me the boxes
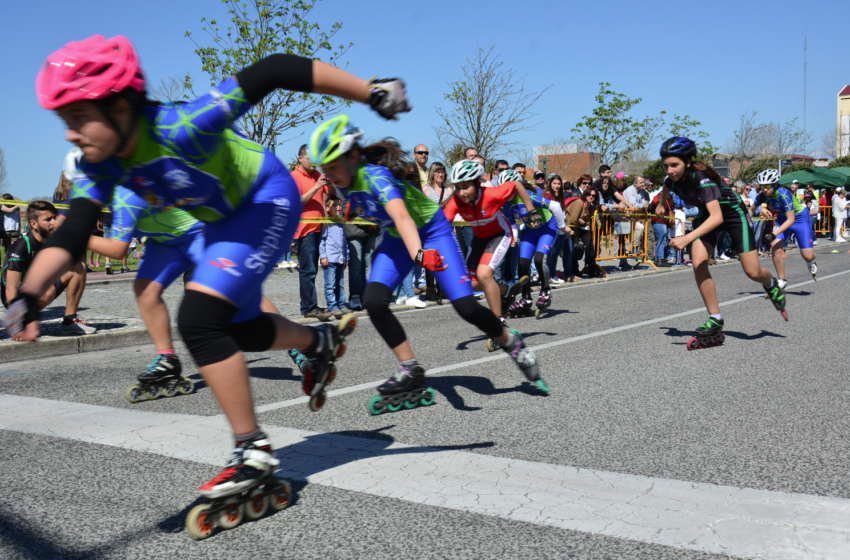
[486,339,500,352]
[162,382,179,398]
[326,365,337,385]
[144,386,161,400]
[269,479,292,511]
[387,399,403,413]
[338,314,358,336]
[781,310,788,321]
[186,503,215,540]
[368,396,386,415]
[535,379,550,393]
[686,337,699,351]
[420,388,436,406]
[217,497,243,530]
[177,379,195,395]
[243,488,269,520]
[309,392,326,412]
[125,385,144,403]
[535,308,542,320]
[335,343,346,359]
[403,395,419,409]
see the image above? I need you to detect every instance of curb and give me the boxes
[0,325,180,363]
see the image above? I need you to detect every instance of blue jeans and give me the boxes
[653,223,668,260]
[754,219,765,251]
[395,268,415,299]
[496,242,520,285]
[323,262,346,311]
[277,248,292,264]
[547,234,566,279]
[667,227,676,259]
[347,235,377,302]
[295,231,321,314]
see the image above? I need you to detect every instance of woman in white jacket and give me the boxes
[832,188,848,242]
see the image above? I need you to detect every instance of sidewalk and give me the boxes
[1,239,845,362]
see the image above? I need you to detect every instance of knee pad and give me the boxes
[228,313,276,353]
[452,295,502,339]
[178,291,241,367]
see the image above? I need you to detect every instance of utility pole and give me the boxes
[804,33,807,152]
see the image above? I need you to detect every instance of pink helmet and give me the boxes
[36,35,145,110]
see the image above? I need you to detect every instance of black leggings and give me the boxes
[518,252,548,297]
[574,230,596,272]
[363,282,503,349]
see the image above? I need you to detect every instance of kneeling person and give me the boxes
[1,201,96,339]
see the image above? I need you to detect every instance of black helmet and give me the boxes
[659,137,697,159]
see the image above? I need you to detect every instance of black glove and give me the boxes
[2,293,39,337]
[763,232,776,245]
[368,78,411,120]
[527,209,543,229]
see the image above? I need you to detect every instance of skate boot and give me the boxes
[764,277,788,321]
[535,288,551,320]
[503,332,549,393]
[687,317,725,350]
[185,437,292,540]
[501,275,530,311]
[809,261,817,281]
[126,354,193,403]
[288,348,306,374]
[508,297,533,318]
[368,362,435,415]
[765,278,788,298]
[487,317,514,352]
[301,314,357,411]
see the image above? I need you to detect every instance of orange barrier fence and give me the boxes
[587,210,657,278]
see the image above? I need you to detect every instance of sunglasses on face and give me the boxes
[581,182,590,186]
[415,151,429,155]
[586,194,596,198]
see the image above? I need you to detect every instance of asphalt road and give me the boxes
[1,247,849,559]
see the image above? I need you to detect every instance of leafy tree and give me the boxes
[642,159,665,186]
[570,82,665,165]
[186,0,353,150]
[828,155,850,169]
[433,46,550,164]
[668,114,716,161]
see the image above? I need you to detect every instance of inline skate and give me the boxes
[301,314,357,411]
[764,277,788,321]
[809,261,817,281]
[687,317,725,350]
[507,296,533,318]
[534,288,551,320]
[185,439,292,540]
[500,275,530,311]
[487,315,521,352]
[125,354,194,403]
[503,332,548,393]
[367,362,435,415]
[288,348,306,374]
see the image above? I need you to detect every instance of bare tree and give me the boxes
[821,126,839,160]
[0,144,8,192]
[760,117,812,157]
[433,46,551,163]
[727,110,762,166]
[148,74,193,102]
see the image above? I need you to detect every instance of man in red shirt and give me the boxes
[292,144,336,319]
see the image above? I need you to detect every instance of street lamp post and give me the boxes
[541,157,549,177]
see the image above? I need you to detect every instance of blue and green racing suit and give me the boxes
[502,192,565,260]
[766,186,813,249]
[70,77,299,321]
[337,163,471,301]
[111,186,205,287]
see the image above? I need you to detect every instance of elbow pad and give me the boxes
[236,54,314,105]
[43,198,100,261]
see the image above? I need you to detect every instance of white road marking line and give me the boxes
[254,269,850,414]
[1,394,847,558]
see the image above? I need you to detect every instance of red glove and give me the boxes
[415,248,448,272]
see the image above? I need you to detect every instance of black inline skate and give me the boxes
[501,275,530,311]
[764,277,788,321]
[368,362,435,415]
[301,314,357,411]
[126,354,194,403]
[687,317,725,350]
[487,317,521,352]
[507,297,533,318]
[535,288,551,320]
[503,332,549,393]
[185,438,291,540]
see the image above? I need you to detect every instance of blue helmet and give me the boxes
[660,137,697,159]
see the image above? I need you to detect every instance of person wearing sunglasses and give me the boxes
[413,144,430,187]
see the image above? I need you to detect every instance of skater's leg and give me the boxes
[61,260,86,316]
[691,239,720,315]
[477,263,503,316]
[534,251,549,290]
[364,281,415,361]
[135,279,174,351]
[739,251,771,287]
[800,247,815,263]
[770,239,786,281]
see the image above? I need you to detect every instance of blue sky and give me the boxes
[0,0,845,199]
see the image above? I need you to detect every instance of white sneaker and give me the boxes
[60,317,97,335]
[277,261,288,269]
[104,261,113,275]
[395,297,407,305]
[718,254,731,261]
[550,277,565,285]
[290,261,299,268]
[408,297,427,308]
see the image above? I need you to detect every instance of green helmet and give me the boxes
[309,115,364,166]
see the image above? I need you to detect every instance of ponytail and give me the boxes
[361,139,412,180]
[690,160,723,187]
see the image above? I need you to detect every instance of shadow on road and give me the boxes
[659,326,785,343]
[429,375,548,411]
[456,330,557,350]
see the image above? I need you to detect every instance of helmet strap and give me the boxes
[94,92,142,158]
